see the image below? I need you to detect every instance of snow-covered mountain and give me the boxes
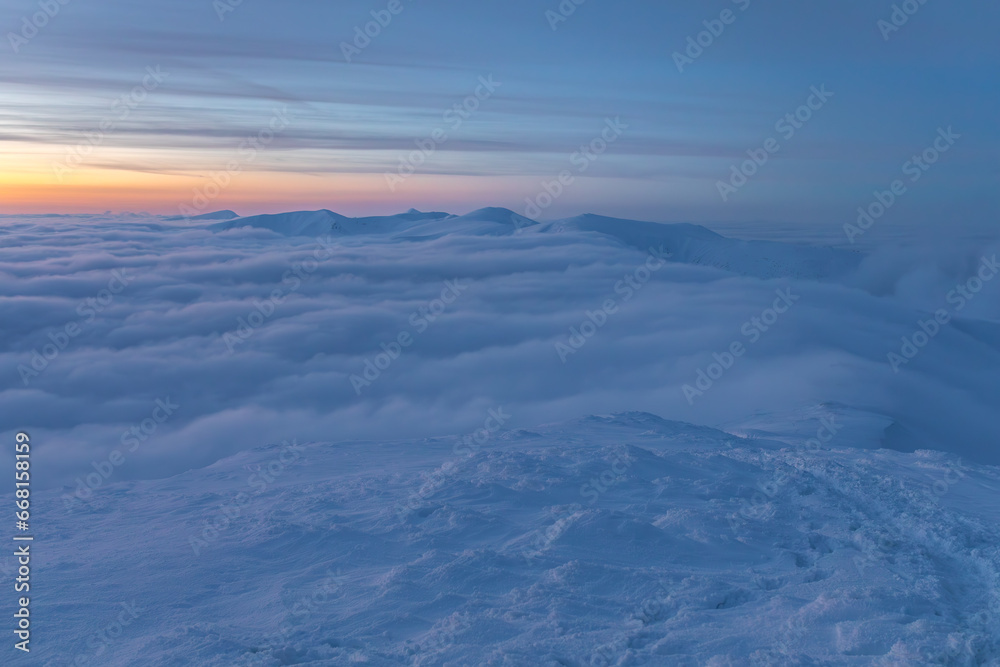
[542,213,862,281]
[165,209,241,222]
[210,207,861,281]
[25,411,1000,665]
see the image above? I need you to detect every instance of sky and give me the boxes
[0,0,997,224]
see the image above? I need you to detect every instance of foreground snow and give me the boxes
[23,412,1000,666]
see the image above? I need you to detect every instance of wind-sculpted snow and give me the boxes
[14,414,1000,665]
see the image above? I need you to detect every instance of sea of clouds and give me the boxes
[1,210,998,496]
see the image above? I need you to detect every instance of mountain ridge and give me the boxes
[203,206,862,280]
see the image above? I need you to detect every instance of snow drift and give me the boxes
[18,412,1000,665]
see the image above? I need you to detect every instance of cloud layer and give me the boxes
[1,210,998,496]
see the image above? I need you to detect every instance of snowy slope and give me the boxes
[21,412,1000,666]
[401,207,538,238]
[214,209,452,237]
[211,209,351,236]
[164,210,240,222]
[214,207,534,239]
[542,214,863,281]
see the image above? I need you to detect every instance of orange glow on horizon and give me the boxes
[0,160,538,217]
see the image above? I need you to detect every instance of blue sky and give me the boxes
[1,0,997,224]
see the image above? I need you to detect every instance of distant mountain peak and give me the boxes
[456,207,538,227]
[204,206,861,281]
[165,209,240,222]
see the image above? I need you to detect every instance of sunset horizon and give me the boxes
[3,1,999,664]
